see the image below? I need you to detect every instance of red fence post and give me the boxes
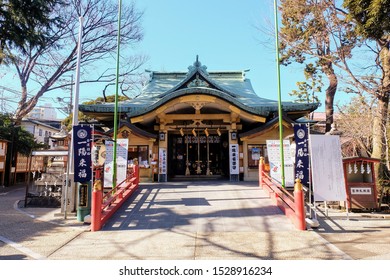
[294,178,306,230]
[91,179,103,231]
[259,157,265,188]
[133,165,139,186]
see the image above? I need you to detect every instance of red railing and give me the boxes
[259,158,306,230]
[91,165,140,231]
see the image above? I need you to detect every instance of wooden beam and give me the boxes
[163,113,231,121]
[179,95,216,103]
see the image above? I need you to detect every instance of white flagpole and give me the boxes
[66,16,83,215]
[273,0,285,188]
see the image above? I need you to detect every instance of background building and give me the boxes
[26,103,58,121]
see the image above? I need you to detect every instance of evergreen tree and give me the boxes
[0,0,65,64]
[0,113,46,155]
[289,63,322,104]
[279,0,355,132]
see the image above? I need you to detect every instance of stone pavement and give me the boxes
[1,182,390,260]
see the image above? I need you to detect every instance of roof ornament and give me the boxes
[194,55,201,67]
[51,124,68,140]
[187,55,208,75]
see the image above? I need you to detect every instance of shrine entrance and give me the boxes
[168,132,229,179]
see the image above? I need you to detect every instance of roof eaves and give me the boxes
[106,121,157,139]
[126,87,269,118]
[239,114,295,139]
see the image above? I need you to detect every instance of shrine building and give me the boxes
[79,57,319,182]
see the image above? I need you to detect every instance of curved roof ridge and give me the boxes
[156,56,239,99]
[78,57,320,120]
[126,87,269,118]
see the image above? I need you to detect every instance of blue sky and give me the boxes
[77,0,315,116]
[135,0,307,102]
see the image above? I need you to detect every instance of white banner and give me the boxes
[159,148,167,175]
[104,139,128,188]
[116,139,129,185]
[266,140,294,187]
[229,144,239,175]
[104,141,114,188]
[309,135,346,202]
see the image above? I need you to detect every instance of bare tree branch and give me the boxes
[1,0,146,123]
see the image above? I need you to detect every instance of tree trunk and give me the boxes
[372,97,389,160]
[13,78,29,125]
[372,39,390,209]
[323,63,338,133]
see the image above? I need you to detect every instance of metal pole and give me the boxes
[308,123,314,219]
[273,0,285,188]
[69,74,73,115]
[72,17,83,128]
[63,74,74,219]
[68,16,83,213]
[112,0,122,189]
[24,152,33,208]
[6,125,15,187]
[63,140,71,219]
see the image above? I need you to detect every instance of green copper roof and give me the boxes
[79,57,319,117]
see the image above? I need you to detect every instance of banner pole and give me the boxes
[112,0,123,189]
[273,0,285,188]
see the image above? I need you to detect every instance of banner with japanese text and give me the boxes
[104,139,129,188]
[104,141,114,188]
[293,124,310,187]
[159,148,167,175]
[229,144,239,175]
[266,140,294,187]
[73,125,92,183]
[310,135,347,202]
[116,139,129,185]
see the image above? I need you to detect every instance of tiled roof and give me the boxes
[79,58,319,117]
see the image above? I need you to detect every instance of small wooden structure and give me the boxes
[343,157,380,210]
[25,128,69,207]
[25,150,68,207]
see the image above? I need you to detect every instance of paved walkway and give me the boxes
[1,182,390,260]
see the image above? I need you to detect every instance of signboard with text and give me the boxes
[293,124,310,186]
[104,139,129,188]
[309,135,347,201]
[104,140,114,188]
[73,125,92,183]
[266,140,294,187]
[116,139,128,185]
[159,148,167,175]
[229,144,239,175]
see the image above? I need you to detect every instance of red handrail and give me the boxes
[101,175,135,210]
[91,165,139,231]
[261,172,295,211]
[259,157,306,230]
